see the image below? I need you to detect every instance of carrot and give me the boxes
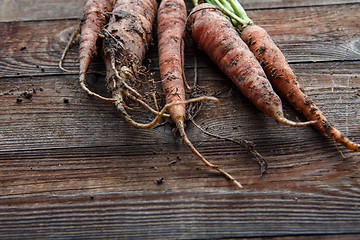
[188,3,315,127]
[60,0,208,129]
[78,0,115,101]
[100,0,165,128]
[207,0,360,152]
[157,0,242,188]
[243,25,360,151]
[59,0,115,101]
[158,0,187,126]
[102,0,198,128]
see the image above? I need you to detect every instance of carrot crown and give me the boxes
[200,0,254,28]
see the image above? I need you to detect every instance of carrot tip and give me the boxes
[276,117,317,127]
[177,120,243,189]
[79,81,116,102]
[233,180,244,189]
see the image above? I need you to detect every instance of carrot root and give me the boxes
[60,0,115,101]
[79,75,116,102]
[112,91,220,129]
[177,120,243,188]
[241,24,360,152]
[275,117,317,127]
[59,24,81,74]
[189,117,268,175]
[158,0,243,188]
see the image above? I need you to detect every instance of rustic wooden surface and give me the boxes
[1,0,360,239]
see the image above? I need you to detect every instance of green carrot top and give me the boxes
[192,0,254,28]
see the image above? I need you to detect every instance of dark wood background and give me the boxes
[1,0,360,239]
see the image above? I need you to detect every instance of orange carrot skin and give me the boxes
[157,0,187,123]
[102,0,157,89]
[100,0,158,128]
[241,24,360,151]
[188,4,284,121]
[104,0,157,64]
[80,0,114,75]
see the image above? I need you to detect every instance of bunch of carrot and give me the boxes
[191,0,359,152]
[60,0,359,188]
[59,0,245,188]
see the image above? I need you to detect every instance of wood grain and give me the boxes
[1,4,359,78]
[1,190,360,239]
[1,0,359,21]
[0,0,360,239]
[0,0,86,22]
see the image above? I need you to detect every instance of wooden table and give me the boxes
[1,0,360,239]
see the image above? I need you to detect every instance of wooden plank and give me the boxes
[1,61,359,150]
[246,4,360,63]
[1,0,359,21]
[0,0,85,22]
[0,19,80,77]
[0,190,360,239]
[1,1,360,239]
[1,4,359,78]
[1,60,360,238]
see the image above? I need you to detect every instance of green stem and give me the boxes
[228,0,253,25]
[192,0,199,6]
[219,0,234,13]
[205,0,253,28]
[208,0,247,27]
[203,0,236,25]
[217,0,239,26]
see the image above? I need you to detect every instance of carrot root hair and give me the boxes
[275,116,317,126]
[59,24,81,74]
[59,23,115,102]
[189,117,268,175]
[112,87,220,129]
[79,74,116,102]
[177,120,243,188]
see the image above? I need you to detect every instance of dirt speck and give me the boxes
[155,177,164,185]
[169,160,177,166]
[23,91,33,99]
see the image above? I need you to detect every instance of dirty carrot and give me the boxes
[102,0,199,128]
[208,0,360,152]
[60,0,115,101]
[100,0,164,128]
[158,0,242,188]
[79,0,115,101]
[158,0,187,126]
[188,3,314,127]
